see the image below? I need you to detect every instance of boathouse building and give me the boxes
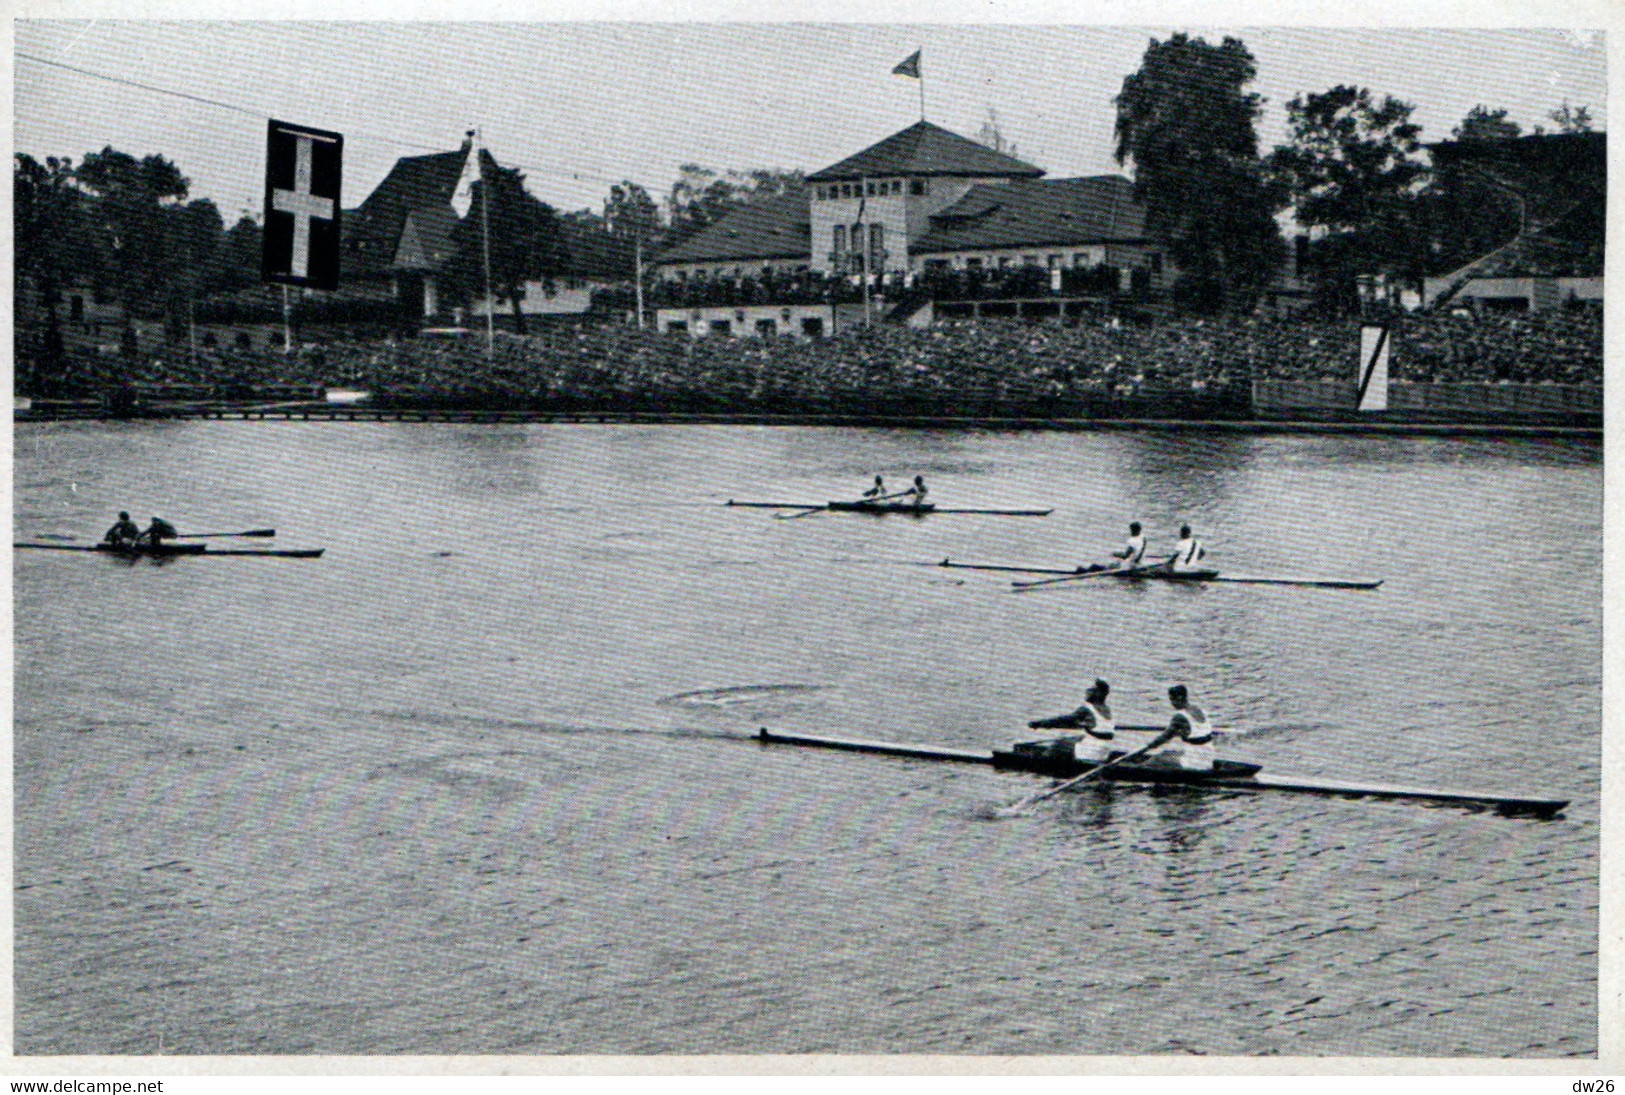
[653,120,1169,337]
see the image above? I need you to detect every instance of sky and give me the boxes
[11,19,1611,224]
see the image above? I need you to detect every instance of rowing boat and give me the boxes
[755,728,1568,818]
[15,542,324,559]
[726,500,1053,517]
[11,541,211,557]
[936,558,1383,591]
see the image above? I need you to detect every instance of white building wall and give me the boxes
[655,303,835,338]
[807,175,1014,276]
[474,279,616,317]
[911,245,1110,271]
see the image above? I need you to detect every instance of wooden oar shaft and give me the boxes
[1012,565,1140,589]
[177,529,276,539]
[939,559,1080,575]
[1204,574,1383,590]
[1000,734,1171,815]
[724,500,828,510]
[932,507,1053,516]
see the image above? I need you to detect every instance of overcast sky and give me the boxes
[12,19,1609,223]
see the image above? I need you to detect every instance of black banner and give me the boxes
[262,119,343,291]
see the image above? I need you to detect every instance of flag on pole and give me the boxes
[892,50,921,79]
[450,130,481,219]
[262,119,343,291]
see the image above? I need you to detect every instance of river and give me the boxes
[13,421,1601,1056]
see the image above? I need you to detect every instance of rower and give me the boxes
[1167,524,1206,572]
[900,475,929,509]
[1110,521,1147,570]
[103,511,140,546]
[861,475,887,501]
[1148,684,1216,771]
[1028,678,1117,763]
[138,515,180,546]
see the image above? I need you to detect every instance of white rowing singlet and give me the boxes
[1167,705,1215,770]
[1070,700,1116,763]
[1172,537,1204,572]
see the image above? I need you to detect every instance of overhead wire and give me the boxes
[15,50,653,199]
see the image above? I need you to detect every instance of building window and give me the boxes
[801,317,824,337]
[892,180,903,195]
[666,320,689,333]
[909,179,928,196]
[834,225,847,253]
[851,225,864,258]
[841,183,852,199]
[710,319,732,335]
[1150,253,1163,274]
[1047,255,1061,268]
[70,295,84,321]
[870,224,885,269]
[755,318,777,338]
[966,257,983,270]
[998,256,1011,269]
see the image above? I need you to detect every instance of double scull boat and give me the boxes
[727,500,1053,517]
[937,558,1383,591]
[755,728,1567,818]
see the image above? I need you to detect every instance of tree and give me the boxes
[664,165,805,248]
[1548,101,1594,133]
[603,179,663,270]
[1114,33,1284,313]
[444,155,567,335]
[1454,106,1522,141]
[14,153,93,387]
[1267,86,1429,313]
[73,147,191,343]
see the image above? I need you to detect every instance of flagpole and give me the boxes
[478,130,494,359]
[918,49,926,121]
[281,285,292,355]
[860,177,871,328]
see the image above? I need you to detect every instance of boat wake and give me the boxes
[658,684,830,708]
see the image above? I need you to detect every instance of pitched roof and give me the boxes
[655,192,811,264]
[912,176,1149,254]
[391,206,460,271]
[808,120,1045,182]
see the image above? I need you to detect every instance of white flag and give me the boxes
[450,131,481,219]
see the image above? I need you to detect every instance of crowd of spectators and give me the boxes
[20,304,1602,417]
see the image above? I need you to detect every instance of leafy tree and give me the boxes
[1267,86,1429,313]
[603,179,663,271]
[73,147,191,345]
[443,155,567,335]
[1548,101,1594,133]
[161,197,225,342]
[664,165,805,248]
[1114,33,1284,313]
[1454,106,1522,141]
[211,215,266,296]
[14,153,94,373]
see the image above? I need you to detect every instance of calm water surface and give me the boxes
[13,422,1600,1055]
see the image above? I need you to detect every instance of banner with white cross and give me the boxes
[262,119,343,291]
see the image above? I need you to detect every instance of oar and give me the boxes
[939,558,1081,575]
[991,731,1175,819]
[177,529,276,539]
[1011,563,1146,590]
[774,506,825,521]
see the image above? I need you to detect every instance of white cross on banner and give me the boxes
[262,119,343,290]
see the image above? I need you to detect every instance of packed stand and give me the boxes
[20,305,1602,415]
